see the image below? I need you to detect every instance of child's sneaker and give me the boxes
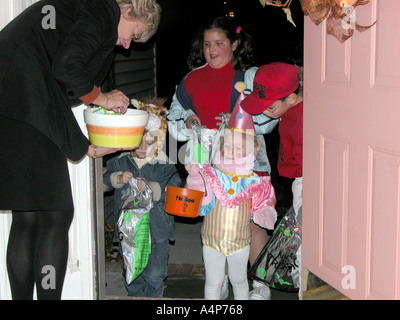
[249,281,271,300]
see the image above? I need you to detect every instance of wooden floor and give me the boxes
[303,284,349,300]
[302,269,350,300]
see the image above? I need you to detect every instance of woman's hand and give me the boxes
[87,145,137,159]
[92,90,130,114]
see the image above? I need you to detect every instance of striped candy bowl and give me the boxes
[84,107,149,148]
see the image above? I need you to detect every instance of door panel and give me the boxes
[303,0,400,300]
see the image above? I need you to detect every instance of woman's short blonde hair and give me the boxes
[116,0,161,42]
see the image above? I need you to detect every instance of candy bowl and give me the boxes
[84,107,149,148]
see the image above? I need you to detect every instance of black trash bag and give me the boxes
[248,206,301,292]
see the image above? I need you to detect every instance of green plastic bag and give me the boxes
[118,178,153,285]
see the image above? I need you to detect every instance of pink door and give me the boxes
[303,0,400,300]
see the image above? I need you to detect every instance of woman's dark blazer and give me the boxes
[0,0,120,161]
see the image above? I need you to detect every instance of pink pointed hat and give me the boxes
[227,83,255,135]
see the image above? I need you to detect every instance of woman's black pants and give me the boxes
[6,210,73,300]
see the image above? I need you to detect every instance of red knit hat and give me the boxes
[241,62,299,114]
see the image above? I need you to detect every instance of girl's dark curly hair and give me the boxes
[187,16,256,72]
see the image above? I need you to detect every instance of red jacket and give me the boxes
[278,101,303,178]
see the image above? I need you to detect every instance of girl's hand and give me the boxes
[186,115,201,129]
[118,171,133,185]
[296,222,302,235]
[215,112,230,126]
[92,90,130,114]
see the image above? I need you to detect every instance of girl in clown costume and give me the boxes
[186,89,277,300]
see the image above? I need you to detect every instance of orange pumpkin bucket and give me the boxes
[164,168,207,218]
[164,186,205,218]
